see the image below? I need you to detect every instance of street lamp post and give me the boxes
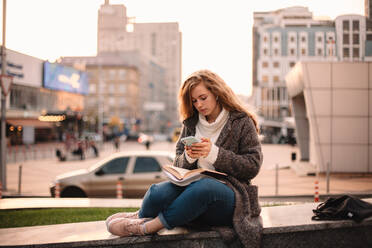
[0,0,12,191]
[0,74,12,189]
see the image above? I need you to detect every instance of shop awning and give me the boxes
[7,119,53,128]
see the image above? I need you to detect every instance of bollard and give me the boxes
[15,145,18,163]
[18,165,22,195]
[326,162,330,194]
[275,163,279,196]
[291,152,296,162]
[21,147,25,161]
[116,180,123,199]
[314,180,319,202]
[55,182,60,198]
[0,181,2,199]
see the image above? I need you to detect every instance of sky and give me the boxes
[0,0,365,96]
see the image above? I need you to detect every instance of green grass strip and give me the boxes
[0,208,139,229]
[0,204,288,229]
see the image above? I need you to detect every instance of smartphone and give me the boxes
[180,136,201,146]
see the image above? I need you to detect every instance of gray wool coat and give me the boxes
[173,110,263,248]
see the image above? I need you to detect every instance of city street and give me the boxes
[4,141,372,198]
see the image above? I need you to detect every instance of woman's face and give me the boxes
[190,82,220,121]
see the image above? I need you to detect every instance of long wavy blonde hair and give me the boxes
[178,69,259,133]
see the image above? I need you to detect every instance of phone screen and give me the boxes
[181,136,200,146]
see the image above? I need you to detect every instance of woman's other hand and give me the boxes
[185,138,211,159]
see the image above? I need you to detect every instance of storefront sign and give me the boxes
[0,48,44,87]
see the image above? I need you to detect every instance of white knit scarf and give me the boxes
[195,107,229,144]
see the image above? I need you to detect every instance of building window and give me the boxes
[317,36,322,42]
[262,75,269,83]
[301,36,306,42]
[89,84,96,94]
[263,48,268,56]
[353,34,359,44]
[262,61,269,68]
[274,36,279,43]
[352,20,359,31]
[343,20,349,31]
[301,48,306,56]
[290,48,295,56]
[261,88,267,101]
[353,48,359,58]
[87,97,96,107]
[151,33,157,56]
[367,34,372,41]
[273,61,279,68]
[274,48,279,56]
[277,88,281,101]
[273,76,280,83]
[119,84,126,93]
[367,20,372,31]
[119,98,126,106]
[108,84,115,94]
[343,47,350,58]
[290,36,295,42]
[343,34,349,44]
[109,69,116,79]
[289,62,295,67]
[263,36,268,42]
[118,69,126,79]
[99,82,105,93]
[271,88,275,101]
[317,48,323,56]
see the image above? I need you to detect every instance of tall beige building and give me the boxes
[98,0,182,127]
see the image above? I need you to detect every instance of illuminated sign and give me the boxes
[43,61,88,95]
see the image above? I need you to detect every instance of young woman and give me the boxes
[106,70,263,247]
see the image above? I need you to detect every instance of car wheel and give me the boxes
[61,186,87,198]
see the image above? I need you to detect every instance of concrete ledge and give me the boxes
[0,198,143,210]
[1,200,372,248]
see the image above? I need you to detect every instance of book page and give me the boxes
[162,166,192,180]
[162,165,226,180]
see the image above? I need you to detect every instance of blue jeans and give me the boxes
[138,178,235,229]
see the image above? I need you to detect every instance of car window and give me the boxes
[133,157,161,173]
[101,157,129,175]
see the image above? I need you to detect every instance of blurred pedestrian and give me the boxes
[113,136,120,151]
[91,140,99,157]
[145,140,151,150]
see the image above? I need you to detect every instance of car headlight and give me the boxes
[49,179,59,188]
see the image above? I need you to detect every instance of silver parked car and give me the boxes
[50,150,174,198]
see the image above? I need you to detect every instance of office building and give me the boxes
[253,6,372,143]
[97,0,182,127]
[60,51,167,134]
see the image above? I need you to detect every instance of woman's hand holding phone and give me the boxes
[185,137,211,159]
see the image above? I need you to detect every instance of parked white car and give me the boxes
[50,150,174,198]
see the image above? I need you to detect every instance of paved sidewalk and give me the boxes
[2,143,372,197]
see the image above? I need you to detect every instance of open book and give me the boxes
[162,165,227,186]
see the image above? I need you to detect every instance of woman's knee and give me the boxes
[144,181,179,205]
[187,178,229,200]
